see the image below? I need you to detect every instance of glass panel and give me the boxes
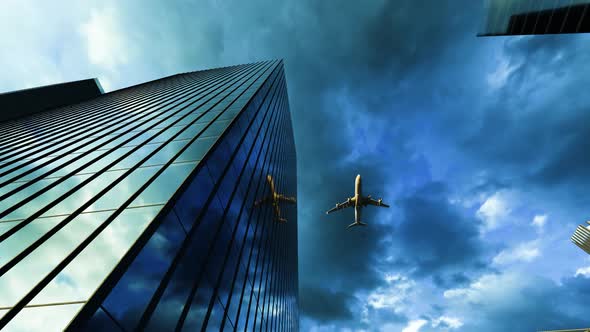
[0,211,111,309]
[0,154,75,185]
[174,122,207,141]
[127,126,186,147]
[226,260,247,328]
[202,120,232,138]
[194,109,221,124]
[176,136,218,164]
[215,242,241,308]
[144,196,223,331]
[180,276,214,332]
[0,215,64,264]
[83,307,124,332]
[216,106,243,122]
[236,109,251,136]
[174,167,215,231]
[129,162,197,208]
[173,112,206,128]
[246,288,258,331]
[206,141,231,184]
[234,277,254,330]
[145,141,187,166]
[1,173,93,222]
[2,302,85,332]
[96,144,159,172]
[204,214,234,288]
[204,299,225,331]
[83,166,159,213]
[49,149,123,178]
[216,169,237,210]
[30,205,161,306]
[100,209,186,331]
[0,180,29,199]
[42,170,127,217]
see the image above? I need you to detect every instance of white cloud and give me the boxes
[402,319,428,332]
[432,315,464,330]
[487,56,518,89]
[476,191,512,232]
[492,241,541,266]
[443,272,527,305]
[575,266,590,278]
[531,214,547,232]
[79,6,131,71]
[442,272,568,330]
[0,1,93,93]
[366,274,415,311]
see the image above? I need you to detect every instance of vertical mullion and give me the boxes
[230,105,284,331]
[203,76,286,332]
[249,114,288,331]
[172,62,282,331]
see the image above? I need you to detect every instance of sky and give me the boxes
[1,0,590,331]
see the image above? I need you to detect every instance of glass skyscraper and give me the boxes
[0,59,299,331]
[479,0,590,36]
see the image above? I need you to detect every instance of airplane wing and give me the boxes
[364,197,389,208]
[278,194,297,204]
[326,198,354,214]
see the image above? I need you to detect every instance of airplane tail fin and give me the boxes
[346,221,367,229]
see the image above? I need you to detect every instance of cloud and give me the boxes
[476,191,512,232]
[79,6,130,71]
[444,272,590,331]
[299,286,354,323]
[574,266,590,278]
[531,214,547,232]
[402,319,428,332]
[392,182,487,280]
[492,241,541,266]
[454,34,590,196]
[365,274,414,314]
[486,56,518,90]
[0,1,95,93]
[431,315,464,330]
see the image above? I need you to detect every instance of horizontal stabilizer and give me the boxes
[346,221,367,229]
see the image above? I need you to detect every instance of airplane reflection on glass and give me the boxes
[326,174,389,229]
[254,174,297,223]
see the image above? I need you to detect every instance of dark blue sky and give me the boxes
[2,0,590,330]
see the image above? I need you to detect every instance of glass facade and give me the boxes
[479,0,590,36]
[0,59,299,331]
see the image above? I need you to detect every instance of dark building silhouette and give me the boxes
[479,1,590,36]
[0,78,103,123]
[0,60,299,331]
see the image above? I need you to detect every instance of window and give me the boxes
[100,209,185,331]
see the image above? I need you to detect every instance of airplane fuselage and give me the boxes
[354,174,362,223]
[354,174,363,203]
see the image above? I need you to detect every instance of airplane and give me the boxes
[326,174,389,229]
[254,174,297,223]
